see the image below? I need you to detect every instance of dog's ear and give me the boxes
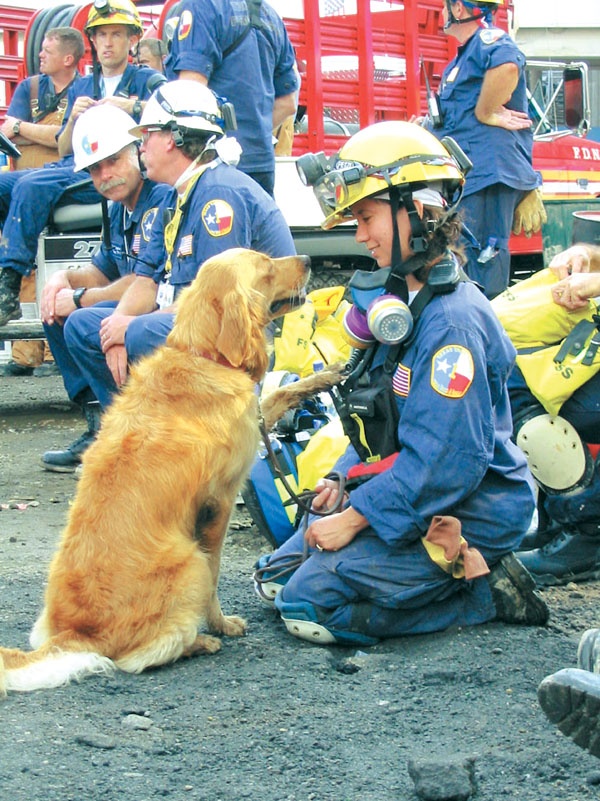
[216,288,270,381]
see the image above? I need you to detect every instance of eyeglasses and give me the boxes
[140,126,166,144]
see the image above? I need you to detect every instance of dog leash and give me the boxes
[253,419,347,596]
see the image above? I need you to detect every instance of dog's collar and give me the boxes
[197,351,236,369]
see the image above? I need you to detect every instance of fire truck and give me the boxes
[0,0,598,333]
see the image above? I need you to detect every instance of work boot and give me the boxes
[538,668,600,758]
[41,392,102,473]
[516,524,600,586]
[578,629,600,674]
[0,267,23,326]
[2,360,33,376]
[487,552,549,625]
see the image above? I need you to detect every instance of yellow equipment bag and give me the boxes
[271,285,352,377]
[492,268,600,415]
[296,418,350,492]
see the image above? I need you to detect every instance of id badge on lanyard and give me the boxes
[157,280,175,309]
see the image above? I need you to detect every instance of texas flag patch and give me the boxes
[202,199,234,237]
[178,9,193,40]
[431,345,474,399]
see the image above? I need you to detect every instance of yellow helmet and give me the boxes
[303,121,468,231]
[84,0,143,37]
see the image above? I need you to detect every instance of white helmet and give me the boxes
[130,80,226,139]
[73,105,140,172]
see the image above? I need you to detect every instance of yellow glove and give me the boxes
[512,187,548,237]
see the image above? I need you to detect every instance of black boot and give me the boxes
[41,390,102,473]
[0,267,23,326]
[538,668,600,758]
[516,524,600,586]
[487,552,549,625]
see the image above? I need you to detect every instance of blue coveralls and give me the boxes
[0,73,72,223]
[427,27,539,298]
[0,64,160,278]
[267,279,535,644]
[43,179,171,404]
[165,0,298,195]
[64,161,296,409]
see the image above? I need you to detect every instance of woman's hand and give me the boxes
[305,504,369,553]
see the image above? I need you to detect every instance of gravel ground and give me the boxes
[2,372,600,801]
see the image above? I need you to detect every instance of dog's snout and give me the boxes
[298,255,311,270]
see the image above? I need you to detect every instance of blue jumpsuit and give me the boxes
[267,279,535,644]
[0,64,160,278]
[165,0,298,194]
[43,179,171,404]
[64,161,296,409]
[428,27,539,298]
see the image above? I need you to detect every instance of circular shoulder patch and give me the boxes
[178,9,193,41]
[479,28,504,45]
[141,207,158,242]
[202,199,234,237]
[431,345,474,399]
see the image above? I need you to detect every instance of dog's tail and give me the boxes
[0,640,115,698]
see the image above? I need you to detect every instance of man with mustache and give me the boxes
[39,105,172,473]
[0,0,162,329]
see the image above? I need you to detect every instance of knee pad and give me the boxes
[516,413,594,494]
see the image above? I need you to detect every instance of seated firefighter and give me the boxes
[253,121,548,647]
[493,243,600,585]
[39,105,171,472]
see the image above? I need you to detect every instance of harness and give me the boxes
[222,0,268,58]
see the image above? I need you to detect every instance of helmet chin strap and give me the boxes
[384,185,430,303]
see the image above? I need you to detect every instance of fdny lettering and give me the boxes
[202,200,234,237]
[431,345,474,399]
[141,207,158,242]
[178,9,193,40]
[572,146,600,161]
[392,364,411,397]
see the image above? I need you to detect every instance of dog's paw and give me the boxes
[189,634,222,655]
[220,615,247,637]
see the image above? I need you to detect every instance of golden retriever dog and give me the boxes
[0,248,342,697]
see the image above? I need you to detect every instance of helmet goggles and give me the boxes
[313,153,460,221]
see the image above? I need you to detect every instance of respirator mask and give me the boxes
[343,268,413,348]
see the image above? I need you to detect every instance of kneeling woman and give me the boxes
[255,121,547,645]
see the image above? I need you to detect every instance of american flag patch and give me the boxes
[131,234,141,254]
[178,234,193,257]
[392,364,411,396]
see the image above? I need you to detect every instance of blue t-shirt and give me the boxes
[137,160,295,292]
[432,27,539,195]
[165,0,298,175]
[93,179,173,282]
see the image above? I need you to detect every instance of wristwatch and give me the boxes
[132,100,142,120]
[72,287,87,308]
[12,120,21,135]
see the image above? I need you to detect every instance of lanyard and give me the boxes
[163,164,210,275]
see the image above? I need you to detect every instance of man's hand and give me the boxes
[549,245,595,279]
[105,344,128,387]
[551,272,600,310]
[100,313,133,351]
[0,115,19,139]
[40,272,73,324]
[512,187,547,237]
[53,288,79,319]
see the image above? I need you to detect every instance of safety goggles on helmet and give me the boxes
[311,153,460,222]
[73,105,140,172]
[84,0,143,36]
